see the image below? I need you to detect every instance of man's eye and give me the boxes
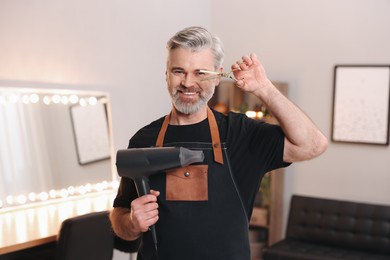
[173,70,184,75]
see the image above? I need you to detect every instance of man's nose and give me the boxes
[181,73,196,87]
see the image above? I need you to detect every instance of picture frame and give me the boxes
[70,101,111,165]
[331,65,390,145]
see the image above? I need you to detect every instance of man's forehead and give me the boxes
[167,48,215,69]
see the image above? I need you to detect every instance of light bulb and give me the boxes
[30,94,40,103]
[257,111,264,118]
[79,98,87,107]
[52,94,61,104]
[16,195,27,204]
[28,192,37,202]
[69,95,79,104]
[88,96,97,105]
[43,96,51,105]
[60,189,69,198]
[6,195,14,205]
[49,189,57,199]
[39,192,49,201]
[22,95,29,104]
[68,186,75,195]
[61,96,69,105]
[245,111,257,118]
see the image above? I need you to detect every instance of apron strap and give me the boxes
[155,114,169,147]
[155,107,224,165]
[207,107,224,164]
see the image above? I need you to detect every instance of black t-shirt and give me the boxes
[113,109,289,217]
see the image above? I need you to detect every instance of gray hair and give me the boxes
[166,26,224,69]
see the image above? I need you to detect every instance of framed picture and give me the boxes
[331,65,390,145]
[70,101,111,165]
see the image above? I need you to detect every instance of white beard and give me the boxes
[170,86,215,115]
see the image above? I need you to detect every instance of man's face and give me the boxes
[166,48,221,115]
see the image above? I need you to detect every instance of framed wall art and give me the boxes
[70,101,111,165]
[331,65,390,145]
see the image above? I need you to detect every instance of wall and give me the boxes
[0,0,212,149]
[0,0,390,251]
[211,0,390,230]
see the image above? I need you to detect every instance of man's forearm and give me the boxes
[254,81,328,162]
[110,207,142,241]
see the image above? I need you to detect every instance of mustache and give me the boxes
[176,86,201,93]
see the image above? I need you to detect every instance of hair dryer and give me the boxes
[115,147,204,253]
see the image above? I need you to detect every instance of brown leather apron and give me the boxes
[137,108,250,260]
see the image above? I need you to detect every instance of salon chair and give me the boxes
[56,211,114,260]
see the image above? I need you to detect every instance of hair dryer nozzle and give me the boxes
[179,147,204,166]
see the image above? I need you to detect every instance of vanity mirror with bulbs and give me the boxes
[0,86,118,210]
[0,86,118,254]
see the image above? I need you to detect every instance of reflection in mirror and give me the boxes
[0,87,118,210]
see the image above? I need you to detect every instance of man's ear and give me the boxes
[215,67,223,86]
[215,78,221,87]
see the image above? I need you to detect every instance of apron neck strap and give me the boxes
[155,115,169,148]
[155,107,224,165]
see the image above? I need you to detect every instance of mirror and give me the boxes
[0,87,117,209]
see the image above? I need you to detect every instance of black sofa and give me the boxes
[263,195,390,260]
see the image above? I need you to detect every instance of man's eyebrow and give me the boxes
[171,67,184,71]
[170,67,212,73]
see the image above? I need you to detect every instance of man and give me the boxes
[110,26,328,260]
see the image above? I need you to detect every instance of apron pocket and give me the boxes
[166,165,208,201]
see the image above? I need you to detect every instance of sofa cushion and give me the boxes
[263,239,390,260]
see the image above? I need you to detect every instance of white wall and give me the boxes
[1,0,390,251]
[0,0,212,150]
[211,0,390,231]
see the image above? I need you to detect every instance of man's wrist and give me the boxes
[253,80,277,103]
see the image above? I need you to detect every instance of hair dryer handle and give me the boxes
[134,176,150,196]
[133,176,158,253]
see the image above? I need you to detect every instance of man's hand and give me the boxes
[231,53,272,95]
[130,190,160,233]
[110,190,160,241]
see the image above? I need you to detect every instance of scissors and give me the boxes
[198,69,239,82]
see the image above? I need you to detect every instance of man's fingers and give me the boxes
[150,190,160,196]
[242,55,253,66]
[138,193,158,204]
[250,53,260,65]
[131,200,159,232]
[235,79,245,88]
[140,215,159,232]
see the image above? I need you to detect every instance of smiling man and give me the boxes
[166,38,223,123]
[110,26,328,260]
